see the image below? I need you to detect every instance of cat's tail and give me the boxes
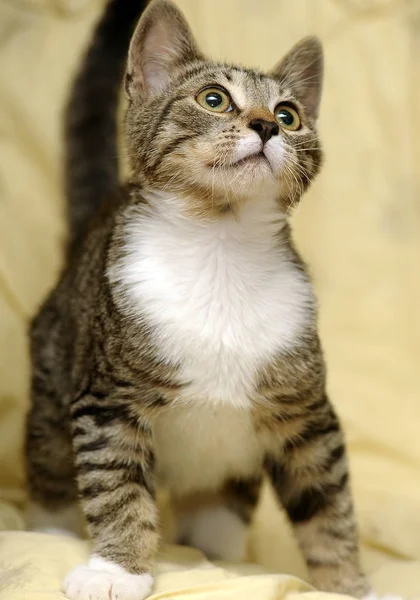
[64,0,148,246]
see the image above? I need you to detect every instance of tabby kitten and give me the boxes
[26,1,372,599]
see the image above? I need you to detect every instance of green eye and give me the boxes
[196,87,232,113]
[274,104,301,131]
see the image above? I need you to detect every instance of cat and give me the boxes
[25,1,373,599]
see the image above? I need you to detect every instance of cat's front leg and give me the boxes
[264,392,370,598]
[63,392,158,600]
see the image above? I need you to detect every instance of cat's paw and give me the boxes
[63,556,153,600]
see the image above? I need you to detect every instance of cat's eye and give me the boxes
[196,87,233,113]
[274,104,301,131]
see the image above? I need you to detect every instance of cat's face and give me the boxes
[125,0,323,218]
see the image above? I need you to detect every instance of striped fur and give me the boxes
[64,0,148,247]
[25,1,371,600]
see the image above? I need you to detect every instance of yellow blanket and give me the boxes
[1,0,420,598]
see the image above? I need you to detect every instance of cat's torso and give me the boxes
[111,194,315,404]
[109,193,316,493]
[152,403,262,494]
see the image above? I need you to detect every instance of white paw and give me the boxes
[363,592,404,600]
[63,556,153,600]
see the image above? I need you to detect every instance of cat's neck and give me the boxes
[138,188,289,243]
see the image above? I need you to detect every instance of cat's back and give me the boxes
[30,187,130,382]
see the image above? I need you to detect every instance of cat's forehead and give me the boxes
[185,63,292,110]
[226,68,283,110]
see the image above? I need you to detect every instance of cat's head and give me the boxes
[125,0,323,218]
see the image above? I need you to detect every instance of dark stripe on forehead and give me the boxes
[248,70,265,84]
[242,71,271,100]
[264,76,272,98]
[226,65,253,76]
[182,63,263,86]
[178,63,273,106]
[180,62,214,82]
[224,67,274,107]
[182,70,230,88]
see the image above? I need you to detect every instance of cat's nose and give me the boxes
[248,119,279,144]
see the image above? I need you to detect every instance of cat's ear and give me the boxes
[270,37,323,120]
[126,0,202,99]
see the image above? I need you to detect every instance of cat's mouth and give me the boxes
[208,152,269,170]
[231,152,268,168]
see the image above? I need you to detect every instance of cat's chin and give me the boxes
[203,156,276,199]
[239,161,278,193]
[211,152,272,172]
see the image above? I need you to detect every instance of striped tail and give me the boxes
[64,0,148,246]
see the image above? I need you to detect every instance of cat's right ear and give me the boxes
[126,0,202,99]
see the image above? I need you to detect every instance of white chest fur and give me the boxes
[110,195,315,408]
[152,403,263,494]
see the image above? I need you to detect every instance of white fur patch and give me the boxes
[110,193,314,494]
[232,130,287,177]
[110,194,314,410]
[264,135,288,175]
[63,555,153,600]
[178,504,248,562]
[233,132,263,163]
[153,403,263,495]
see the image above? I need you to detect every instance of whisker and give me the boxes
[293,147,321,152]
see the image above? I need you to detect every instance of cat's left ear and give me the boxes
[270,36,323,120]
[126,0,203,99]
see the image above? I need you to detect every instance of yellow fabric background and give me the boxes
[0,0,419,598]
